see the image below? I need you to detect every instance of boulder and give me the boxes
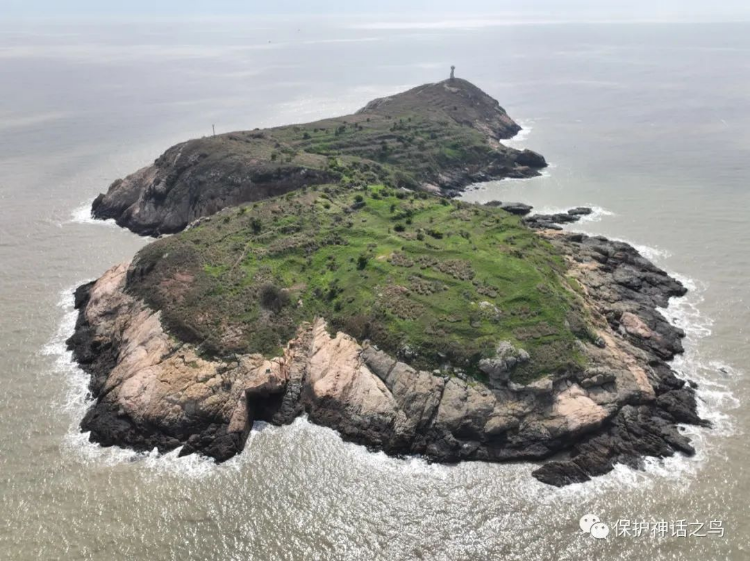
[500,202,533,216]
[514,149,547,168]
[478,341,530,387]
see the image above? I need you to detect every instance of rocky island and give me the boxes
[69,78,704,486]
[91,78,546,236]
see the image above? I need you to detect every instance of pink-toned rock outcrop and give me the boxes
[67,231,703,486]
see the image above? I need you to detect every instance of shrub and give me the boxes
[326,281,342,301]
[357,254,369,270]
[259,284,289,313]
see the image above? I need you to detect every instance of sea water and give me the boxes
[0,16,748,560]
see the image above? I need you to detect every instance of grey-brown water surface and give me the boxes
[0,17,748,560]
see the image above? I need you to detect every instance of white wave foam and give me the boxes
[501,167,554,182]
[582,251,740,486]
[658,274,711,339]
[69,203,94,223]
[545,238,739,495]
[659,275,740,440]
[42,285,143,465]
[629,243,672,261]
[531,205,614,224]
[566,228,739,493]
[544,208,673,261]
[544,424,712,503]
[69,202,118,227]
[41,284,259,478]
[576,206,615,223]
[503,121,533,148]
[644,274,739,467]
[601,236,674,262]
[281,415,452,479]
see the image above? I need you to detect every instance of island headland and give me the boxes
[91,78,546,237]
[68,78,704,486]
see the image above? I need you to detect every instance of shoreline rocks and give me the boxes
[528,229,705,485]
[523,207,594,230]
[66,226,703,486]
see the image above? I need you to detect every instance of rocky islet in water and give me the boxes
[68,78,704,486]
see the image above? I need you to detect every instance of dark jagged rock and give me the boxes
[529,230,700,485]
[90,78,547,236]
[513,149,547,168]
[533,403,696,486]
[523,209,590,230]
[500,202,533,216]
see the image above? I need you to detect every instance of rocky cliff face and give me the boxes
[90,79,546,236]
[91,144,337,237]
[67,231,702,485]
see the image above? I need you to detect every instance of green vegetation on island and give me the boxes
[128,184,593,383]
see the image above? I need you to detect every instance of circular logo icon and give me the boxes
[590,522,610,539]
[579,514,600,533]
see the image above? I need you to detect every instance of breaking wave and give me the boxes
[69,202,118,228]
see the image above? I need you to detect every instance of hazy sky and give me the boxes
[3,0,750,21]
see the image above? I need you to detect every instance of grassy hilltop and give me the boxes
[127,184,591,383]
[92,79,545,236]
[266,77,524,188]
